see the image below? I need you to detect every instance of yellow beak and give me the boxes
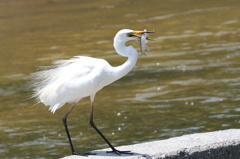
[133,30,155,34]
[132,30,155,39]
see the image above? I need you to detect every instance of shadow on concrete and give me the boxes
[90,150,153,159]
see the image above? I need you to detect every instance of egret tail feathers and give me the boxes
[49,103,61,113]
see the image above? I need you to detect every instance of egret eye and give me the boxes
[127,32,133,37]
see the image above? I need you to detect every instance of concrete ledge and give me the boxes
[61,129,240,159]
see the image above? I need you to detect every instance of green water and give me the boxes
[0,0,240,158]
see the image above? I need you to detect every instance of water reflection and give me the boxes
[1,0,240,158]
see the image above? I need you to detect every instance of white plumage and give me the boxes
[33,53,137,113]
[33,29,152,113]
[33,56,115,113]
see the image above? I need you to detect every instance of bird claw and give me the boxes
[107,149,132,155]
[72,151,96,156]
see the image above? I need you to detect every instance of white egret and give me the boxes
[32,29,154,156]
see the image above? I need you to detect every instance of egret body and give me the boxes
[33,29,154,156]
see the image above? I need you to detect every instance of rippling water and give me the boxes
[0,0,240,158]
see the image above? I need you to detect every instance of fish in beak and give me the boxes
[131,30,155,40]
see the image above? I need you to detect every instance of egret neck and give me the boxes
[109,39,138,83]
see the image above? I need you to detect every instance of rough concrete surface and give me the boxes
[61,129,240,159]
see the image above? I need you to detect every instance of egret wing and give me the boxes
[33,56,107,113]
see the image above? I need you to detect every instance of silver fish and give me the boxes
[140,29,150,55]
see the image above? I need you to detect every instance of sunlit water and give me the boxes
[0,0,240,158]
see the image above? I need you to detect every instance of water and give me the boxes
[1,0,240,158]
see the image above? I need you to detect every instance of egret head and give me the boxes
[115,29,154,42]
[113,29,154,57]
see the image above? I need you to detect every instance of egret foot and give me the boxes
[107,149,132,156]
[72,151,96,156]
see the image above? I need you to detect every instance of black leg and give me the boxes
[89,102,132,155]
[62,103,95,156]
